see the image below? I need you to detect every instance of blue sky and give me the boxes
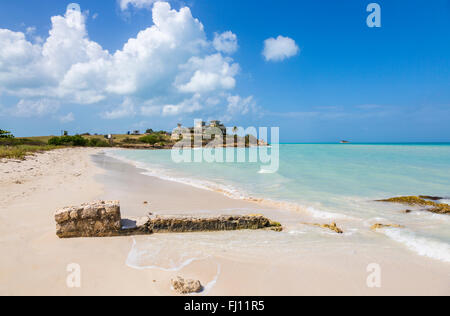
[0,0,449,142]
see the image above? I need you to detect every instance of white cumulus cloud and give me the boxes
[59,112,75,123]
[119,0,158,11]
[213,31,238,54]
[9,99,60,118]
[102,97,136,120]
[263,35,299,62]
[0,2,255,122]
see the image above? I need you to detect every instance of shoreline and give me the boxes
[0,148,449,295]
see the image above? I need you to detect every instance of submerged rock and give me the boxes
[418,195,443,201]
[302,222,344,234]
[171,277,203,294]
[371,223,404,231]
[377,196,450,215]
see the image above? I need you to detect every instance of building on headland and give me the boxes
[170,120,268,147]
[171,120,227,141]
[171,124,184,141]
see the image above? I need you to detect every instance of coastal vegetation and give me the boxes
[0,129,14,139]
[0,144,60,160]
[48,135,110,147]
[0,123,264,160]
[0,134,59,159]
[0,128,175,159]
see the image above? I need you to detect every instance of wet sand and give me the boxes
[0,149,448,295]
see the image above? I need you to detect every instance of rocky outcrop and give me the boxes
[171,277,203,294]
[55,201,283,238]
[371,223,404,231]
[55,201,122,238]
[302,222,344,234]
[377,196,449,215]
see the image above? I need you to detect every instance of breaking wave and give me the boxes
[379,228,450,263]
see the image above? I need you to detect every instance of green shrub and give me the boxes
[122,137,141,144]
[48,135,88,147]
[139,134,162,145]
[88,138,110,147]
[0,138,46,146]
[0,129,14,139]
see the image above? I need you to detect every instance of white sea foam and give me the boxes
[305,206,355,220]
[126,238,210,271]
[379,228,450,263]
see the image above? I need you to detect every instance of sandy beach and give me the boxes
[0,148,449,296]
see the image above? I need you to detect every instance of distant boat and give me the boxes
[340,140,350,144]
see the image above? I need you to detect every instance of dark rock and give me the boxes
[419,195,443,201]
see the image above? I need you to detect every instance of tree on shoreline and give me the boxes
[0,129,14,138]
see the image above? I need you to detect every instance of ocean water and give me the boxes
[108,144,450,264]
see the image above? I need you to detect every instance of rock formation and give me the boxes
[377,196,449,215]
[55,201,283,238]
[171,277,203,294]
[302,222,344,234]
[371,223,404,231]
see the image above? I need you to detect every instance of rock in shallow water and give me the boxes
[371,223,404,231]
[377,196,450,215]
[302,222,344,234]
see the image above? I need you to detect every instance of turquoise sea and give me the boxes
[109,144,450,264]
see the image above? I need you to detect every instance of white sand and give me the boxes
[0,148,448,296]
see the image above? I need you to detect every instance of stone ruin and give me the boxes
[55,201,282,238]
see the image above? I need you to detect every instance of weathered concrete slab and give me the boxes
[55,201,282,238]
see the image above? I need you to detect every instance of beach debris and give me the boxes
[377,196,450,215]
[55,201,283,238]
[371,223,404,231]
[403,209,413,214]
[171,277,203,294]
[302,222,344,234]
[143,201,148,204]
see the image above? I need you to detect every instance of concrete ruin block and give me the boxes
[146,214,281,233]
[55,201,283,238]
[55,201,121,238]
